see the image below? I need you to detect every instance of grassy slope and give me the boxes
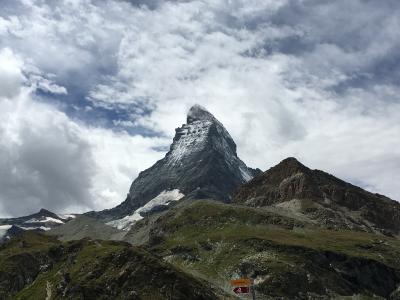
[0,232,232,300]
[151,201,400,263]
[47,215,126,241]
[3,201,399,299]
[145,201,400,299]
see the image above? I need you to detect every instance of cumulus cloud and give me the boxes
[0,0,399,216]
[87,0,400,199]
[0,48,24,99]
[0,48,167,217]
[0,48,91,216]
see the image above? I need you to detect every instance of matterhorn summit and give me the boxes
[167,105,244,169]
[95,105,260,225]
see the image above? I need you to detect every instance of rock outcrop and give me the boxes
[233,157,400,235]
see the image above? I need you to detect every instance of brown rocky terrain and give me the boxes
[233,157,400,236]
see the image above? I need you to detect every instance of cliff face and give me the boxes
[233,157,400,236]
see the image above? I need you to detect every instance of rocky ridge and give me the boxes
[233,157,400,236]
[0,209,75,243]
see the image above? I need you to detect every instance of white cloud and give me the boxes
[86,0,400,200]
[0,48,25,99]
[0,0,399,217]
[0,48,167,217]
[0,53,94,216]
[84,127,168,210]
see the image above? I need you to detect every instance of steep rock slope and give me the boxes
[233,157,400,235]
[93,105,260,223]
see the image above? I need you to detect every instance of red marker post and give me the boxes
[233,286,250,294]
[230,278,256,299]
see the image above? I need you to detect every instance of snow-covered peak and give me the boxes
[187,104,216,124]
[166,105,238,167]
[94,105,259,221]
[0,208,74,242]
[167,119,212,165]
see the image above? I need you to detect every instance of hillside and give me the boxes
[127,200,400,299]
[234,157,400,236]
[0,231,231,299]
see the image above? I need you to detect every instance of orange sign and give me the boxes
[230,278,252,286]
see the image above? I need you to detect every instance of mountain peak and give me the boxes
[93,105,260,221]
[234,158,400,236]
[187,104,216,124]
[276,157,308,172]
[39,208,52,215]
[280,156,301,164]
[169,104,237,165]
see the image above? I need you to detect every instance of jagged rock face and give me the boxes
[97,105,260,220]
[233,157,400,236]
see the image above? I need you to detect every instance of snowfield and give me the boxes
[107,189,184,230]
[0,225,12,239]
[25,217,64,224]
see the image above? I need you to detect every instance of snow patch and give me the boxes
[167,120,211,165]
[108,189,184,230]
[25,217,64,224]
[138,189,185,213]
[19,226,51,231]
[106,211,143,231]
[0,225,12,239]
[239,166,253,182]
[57,214,76,220]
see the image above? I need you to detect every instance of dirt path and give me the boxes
[46,281,52,300]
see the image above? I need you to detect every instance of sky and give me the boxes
[0,0,399,217]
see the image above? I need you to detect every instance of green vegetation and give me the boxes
[144,200,400,299]
[2,200,400,299]
[0,232,230,300]
[152,201,400,265]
